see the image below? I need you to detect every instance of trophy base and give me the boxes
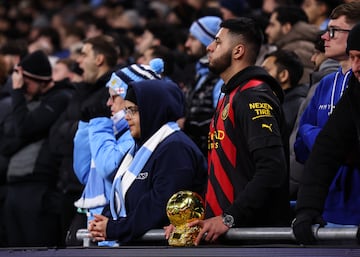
[168,225,201,247]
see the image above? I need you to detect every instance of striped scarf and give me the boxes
[110,122,180,219]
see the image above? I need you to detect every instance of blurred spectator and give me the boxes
[3,50,75,247]
[265,5,319,85]
[182,16,223,157]
[301,0,343,30]
[219,0,249,20]
[262,49,307,135]
[52,58,83,83]
[49,35,118,246]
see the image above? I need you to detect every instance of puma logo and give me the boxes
[262,123,273,132]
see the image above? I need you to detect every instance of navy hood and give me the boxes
[128,80,185,145]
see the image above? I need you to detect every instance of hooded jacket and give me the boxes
[105,80,207,243]
[206,66,291,227]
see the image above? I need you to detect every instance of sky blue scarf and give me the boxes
[110,122,180,219]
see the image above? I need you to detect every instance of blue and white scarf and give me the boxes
[110,122,180,219]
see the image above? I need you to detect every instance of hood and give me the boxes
[222,66,284,103]
[130,80,185,145]
[276,22,319,49]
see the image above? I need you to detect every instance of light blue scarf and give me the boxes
[110,122,180,219]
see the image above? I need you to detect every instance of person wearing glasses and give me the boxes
[72,63,162,246]
[87,79,207,244]
[293,2,360,243]
[293,22,360,245]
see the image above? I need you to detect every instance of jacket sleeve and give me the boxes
[73,121,91,184]
[294,81,324,163]
[105,138,207,242]
[11,88,72,140]
[88,117,133,180]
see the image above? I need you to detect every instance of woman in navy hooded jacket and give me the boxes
[88,80,208,244]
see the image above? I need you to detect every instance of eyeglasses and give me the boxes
[124,106,139,118]
[108,94,119,102]
[326,27,351,39]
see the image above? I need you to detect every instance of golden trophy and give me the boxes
[166,190,205,246]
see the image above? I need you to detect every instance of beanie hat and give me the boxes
[189,16,222,47]
[106,61,162,98]
[19,50,52,81]
[346,23,360,54]
[220,0,247,17]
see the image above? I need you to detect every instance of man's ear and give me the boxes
[233,44,245,59]
[282,22,292,35]
[278,69,289,84]
[95,54,105,66]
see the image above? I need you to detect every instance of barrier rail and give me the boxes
[77,226,359,247]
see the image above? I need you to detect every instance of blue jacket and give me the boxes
[295,67,352,163]
[295,67,359,224]
[105,80,207,243]
[73,116,133,210]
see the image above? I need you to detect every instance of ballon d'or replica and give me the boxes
[166,190,205,246]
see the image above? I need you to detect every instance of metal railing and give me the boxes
[77,226,359,247]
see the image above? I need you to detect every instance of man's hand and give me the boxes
[163,224,175,240]
[292,209,326,245]
[12,66,24,89]
[188,216,230,246]
[88,214,109,241]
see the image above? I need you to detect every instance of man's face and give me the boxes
[184,34,206,59]
[206,28,233,76]
[349,50,360,81]
[265,12,284,44]
[78,43,98,84]
[262,56,279,79]
[135,30,155,55]
[23,77,42,97]
[301,0,323,25]
[321,15,351,61]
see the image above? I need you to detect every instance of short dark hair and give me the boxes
[220,17,263,64]
[274,6,308,25]
[265,49,304,87]
[83,35,118,68]
[330,2,360,26]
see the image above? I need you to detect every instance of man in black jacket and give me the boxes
[179,18,291,246]
[3,50,75,247]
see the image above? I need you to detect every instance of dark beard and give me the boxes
[208,50,232,75]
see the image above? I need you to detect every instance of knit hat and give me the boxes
[189,16,222,47]
[18,50,52,81]
[106,61,162,98]
[346,23,360,54]
[220,0,247,17]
